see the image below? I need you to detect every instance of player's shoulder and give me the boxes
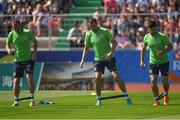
[86,30,92,36]
[8,30,14,35]
[99,27,110,33]
[144,33,151,40]
[157,32,165,36]
[99,27,107,31]
[23,28,32,33]
[7,30,16,37]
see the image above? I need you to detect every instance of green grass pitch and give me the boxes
[0,91,180,119]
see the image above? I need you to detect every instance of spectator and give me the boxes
[93,7,102,26]
[49,3,63,36]
[103,16,112,32]
[61,0,76,13]
[126,0,137,7]
[116,30,131,48]
[103,0,117,14]
[136,29,144,50]
[80,17,90,38]
[172,28,180,47]
[135,0,149,8]
[3,4,14,36]
[115,0,126,12]
[117,16,129,34]
[28,3,49,36]
[128,27,137,47]
[0,0,8,14]
[67,21,83,47]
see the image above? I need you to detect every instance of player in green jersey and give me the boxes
[140,20,173,106]
[6,19,38,107]
[80,18,132,106]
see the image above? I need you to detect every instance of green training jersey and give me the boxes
[85,27,114,60]
[6,29,36,62]
[143,32,170,64]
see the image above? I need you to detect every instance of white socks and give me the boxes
[97,96,101,100]
[30,93,34,102]
[123,92,130,99]
[14,96,19,104]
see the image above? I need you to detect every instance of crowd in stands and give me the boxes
[67,0,179,49]
[100,0,180,49]
[0,0,75,36]
[0,0,179,49]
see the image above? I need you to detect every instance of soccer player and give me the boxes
[6,19,38,106]
[80,18,132,106]
[140,20,173,106]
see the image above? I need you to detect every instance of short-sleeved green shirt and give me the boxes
[85,27,114,60]
[143,32,170,64]
[6,29,36,62]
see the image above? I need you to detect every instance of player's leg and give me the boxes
[150,74,160,106]
[26,73,35,106]
[95,72,103,105]
[162,76,169,94]
[12,62,24,106]
[26,73,35,96]
[111,71,126,92]
[149,64,160,106]
[162,76,169,105]
[111,71,132,105]
[94,60,105,106]
[25,60,35,106]
[106,57,132,105]
[12,77,21,106]
[160,62,170,105]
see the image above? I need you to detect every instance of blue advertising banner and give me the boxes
[0,49,179,89]
[36,50,179,83]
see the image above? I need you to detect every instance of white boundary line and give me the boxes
[36,62,44,91]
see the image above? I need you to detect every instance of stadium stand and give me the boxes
[56,0,104,48]
[0,0,179,49]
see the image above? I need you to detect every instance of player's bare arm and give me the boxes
[105,39,117,60]
[140,44,146,68]
[6,43,12,55]
[80,45,90,68]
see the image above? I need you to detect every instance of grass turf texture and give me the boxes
[0,91,180,119]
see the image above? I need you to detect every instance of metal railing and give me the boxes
[0,12,179,50]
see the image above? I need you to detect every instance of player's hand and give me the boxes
[140,62,146,69]
[77,38,81,44]
[80,60,85,68]
[105,52,113,61]
[7,48,13,55]
[156,51,165,57]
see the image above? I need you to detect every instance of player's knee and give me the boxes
[95,75,101,81]
[151,80,157,86]
[112,71,119,78]
[14,78,21,86]
[26,75,33,82]
[113,74,119,80]
[95,72,102,80]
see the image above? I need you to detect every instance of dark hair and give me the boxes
[74,21,80,27]
[148,20,156,28]
[90,18,98,25]
[12,19,21,25]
